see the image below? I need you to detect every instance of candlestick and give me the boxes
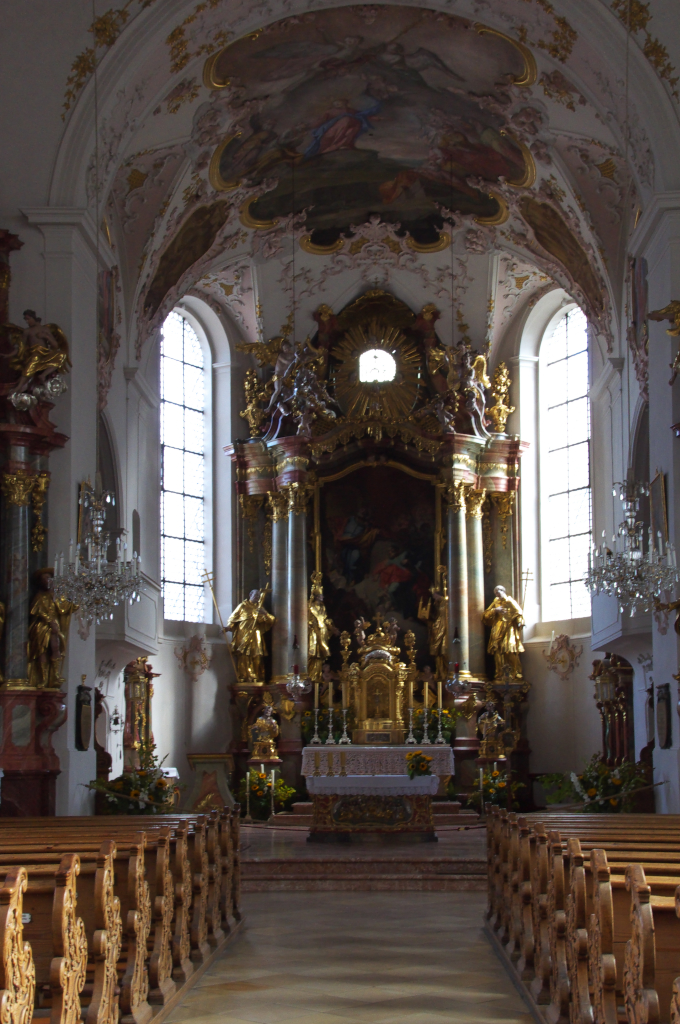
[479,767,485,818]
[408,678,413,709]
[310,708,321,744]
[339,708,351,744]
[244,768,252,823]
[326,751,335,777]
[270,768,276,820]
[422,704,429,744]
[314,682,319,709]
[406,707,416,744]
[325,706,336,744]
[435,707,445,744]
[342,680,348,709]
[437,679,442,709]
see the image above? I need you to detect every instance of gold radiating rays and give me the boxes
[332,320,422,422]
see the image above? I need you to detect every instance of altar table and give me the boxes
[304,773,441,841]
[301,744,454,779]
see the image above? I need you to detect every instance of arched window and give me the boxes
[160,310,207,622]
[540,307,591,620]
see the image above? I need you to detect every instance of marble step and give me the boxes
[242,856,486,891]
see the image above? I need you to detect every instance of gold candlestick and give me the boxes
[437,679,443,709]
[327,751,335,777]
[408,678,413,709]
[314,682,319,709]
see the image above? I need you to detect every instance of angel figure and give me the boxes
[354,617,370,647]
[1,310,71,394]
[649,301,680,384]
[239,369,271,436]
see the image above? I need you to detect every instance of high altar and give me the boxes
[224,290,530,808]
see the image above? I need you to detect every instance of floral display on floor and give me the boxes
[88,741,180,814]
[538,753,652,813]
[238,768,297,821]
[467,766,524,810]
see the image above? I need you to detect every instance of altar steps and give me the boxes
[241,855,486,892]
[272,801,478,828]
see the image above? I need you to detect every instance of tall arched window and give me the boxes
[540,306,591,620]
[160,310,207,622]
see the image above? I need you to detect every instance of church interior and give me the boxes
[2,0,680,1021]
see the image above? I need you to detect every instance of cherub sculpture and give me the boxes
[0,309,71,398]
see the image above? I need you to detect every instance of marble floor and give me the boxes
[166,892,535,1024]
[240,824,487,861]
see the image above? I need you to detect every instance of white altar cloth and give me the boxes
[301,745,454,778]
[306,774,440,796]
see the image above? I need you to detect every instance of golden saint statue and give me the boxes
[226,587,274,684]
[249,695,281,761]
[417,565,448,680]
[27,568,78,688]
[308,571,338,683]
[1,310,71,394]
[478,701,506,759]
[482,584,525,680]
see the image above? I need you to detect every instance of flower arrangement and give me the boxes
[411,706,460,744]
[405,750,433,779]
[538,754,651,813]
[301,707,355,744]
[238,768,296,821]
[88,741,180,815]
[467,767,524,810]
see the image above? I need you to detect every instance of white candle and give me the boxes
[549,630,554,655]
[53,552,58,575]
[68,539,73,564]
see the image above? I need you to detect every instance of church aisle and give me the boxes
[166,892,534,1024]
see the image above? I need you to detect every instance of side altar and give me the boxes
[222,290,531,805]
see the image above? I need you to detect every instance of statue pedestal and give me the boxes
[0,688,66,816]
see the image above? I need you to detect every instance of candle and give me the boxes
[342,680,348,709]
[68,539,73,564]
[407,678,413,709]
[549,630,554,655]
[437,679,442,710]
[53,552,58,575]
[328,675,333,710]
[58,552,64,576]
[314,682,319,709]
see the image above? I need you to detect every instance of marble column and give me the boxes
[267,492,289,680]
[1,447,34,683]
[445,481,469,676]
[466,488,487,679]
[284,483,312,674]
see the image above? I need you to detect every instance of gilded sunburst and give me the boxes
[331,320,422,422]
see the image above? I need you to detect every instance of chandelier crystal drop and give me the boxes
[52,475,142,627]
[584,470,678,614]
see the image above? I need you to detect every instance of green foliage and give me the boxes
[405,750,433,779]
[238,768,296,821]
[410,707,460,744]
[88,741,179,815]
[467,766,524,810]
[538,754,651,813]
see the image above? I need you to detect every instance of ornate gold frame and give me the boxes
[475,193,509,226]
[650,469,669,544]
[208,133,243,192]
[300,235,345,255]
[239,198,279,230]
[473,24,537,86]
[406,232,451,254]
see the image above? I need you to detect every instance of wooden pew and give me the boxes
[0,867,36,1024]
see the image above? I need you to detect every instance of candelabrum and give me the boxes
[435,708,445,744]
[421,705,429,744]
[310,708,322,745]
[406,707,416,744]
[325,707,336,744]
[52,478,142,627]
[339,709,351,744]
[584,471,679,614]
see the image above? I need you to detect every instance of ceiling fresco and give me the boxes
[204,7,533,246]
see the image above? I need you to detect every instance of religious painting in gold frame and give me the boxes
[312,462,442,659]
[650,470,668,547]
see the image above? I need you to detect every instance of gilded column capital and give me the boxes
[266,491,289,522]
[465,487,486,519]
[1,469,35,507]
[443,480,467,513]
[282,481,314,516]
[491,490,516,519]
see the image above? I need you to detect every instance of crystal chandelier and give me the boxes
[584,470,678,614]
[52,476,142,627]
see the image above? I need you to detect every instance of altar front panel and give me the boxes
[301,745,454,777]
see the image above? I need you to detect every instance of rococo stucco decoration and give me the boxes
[543,633,584,680]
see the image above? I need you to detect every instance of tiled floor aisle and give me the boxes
[167,892,534,1024]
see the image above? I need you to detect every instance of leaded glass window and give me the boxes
[541,307,591,619]
[160,311,206,622]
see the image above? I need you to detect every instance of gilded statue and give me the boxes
[249,695,281,761]
[226,587,274,684]
[417,566,448,680]
[0,310,71,394]
[239,369,271,437]
[308,571,338,683]
[27,568,78,689]
[478,700,506,759]
[487,362,515,434]
[482,584,525,680]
